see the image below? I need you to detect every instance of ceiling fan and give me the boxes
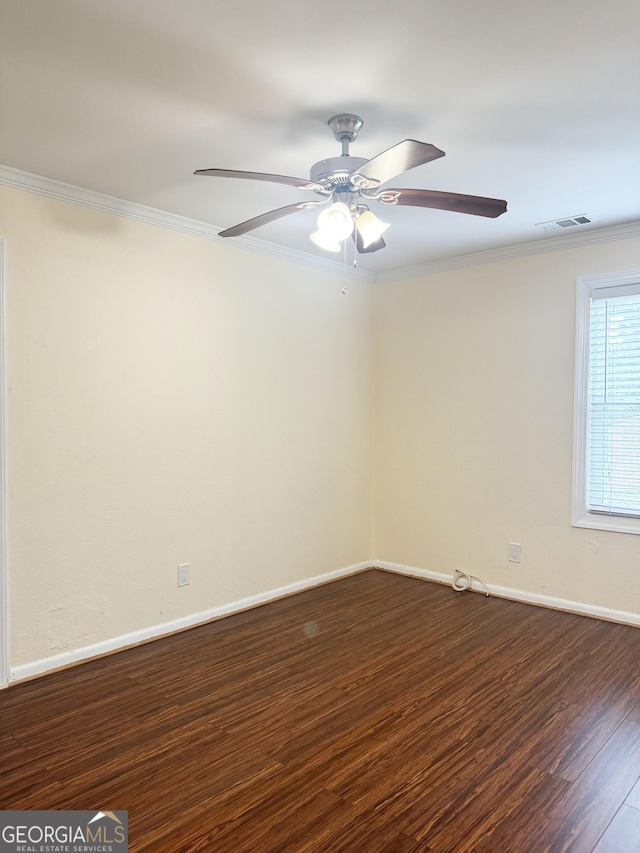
[194,114,507,254]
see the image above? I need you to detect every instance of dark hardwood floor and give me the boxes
[2,569,640,851]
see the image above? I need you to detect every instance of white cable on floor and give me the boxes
[452,570,490,597]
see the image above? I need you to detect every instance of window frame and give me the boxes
[572,268,640,535]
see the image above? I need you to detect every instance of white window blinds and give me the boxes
[587,286,640,517]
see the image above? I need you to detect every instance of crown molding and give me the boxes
[375,221,640,283]
[0,164,375,284]
[1,164,637,286]
[223,232,375,283]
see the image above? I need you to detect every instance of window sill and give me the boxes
[572,511,640,535]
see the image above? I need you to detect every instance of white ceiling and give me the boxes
[1,0,639,274]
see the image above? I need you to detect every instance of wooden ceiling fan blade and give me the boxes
[219,202,319,238]
[195,168,321,190]
[389,188,507,218]
[353,140,445,185]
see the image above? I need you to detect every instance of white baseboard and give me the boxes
[374,560,453,586]
[9,561,372,683]
[373,560,640,627]
[10,557,640,684]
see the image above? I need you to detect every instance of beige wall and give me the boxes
[374,237,640,615]
[2,180,638,673]
[0,185,375,667]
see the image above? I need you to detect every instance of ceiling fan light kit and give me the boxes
[310,200,390,253]
[195,114,507,255]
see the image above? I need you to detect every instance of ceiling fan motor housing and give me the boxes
[309,156,368,188]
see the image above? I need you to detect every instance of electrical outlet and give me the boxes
[178,563,190,587]
[508,543,521,563]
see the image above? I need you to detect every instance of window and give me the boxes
[572,269,640,534]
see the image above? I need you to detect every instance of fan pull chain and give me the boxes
[340,234,351,294]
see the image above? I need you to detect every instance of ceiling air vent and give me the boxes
[537,215,592,232]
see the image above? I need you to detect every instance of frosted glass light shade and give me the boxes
[356,210,390,248]
[317,202,354,241]
[310,230,341,252]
